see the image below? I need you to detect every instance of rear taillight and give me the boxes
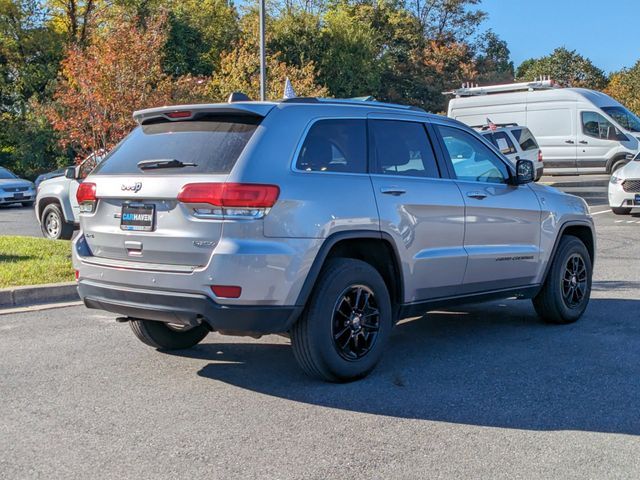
[76,182,97,213]
[178,183,279,219]
[538,150,543,163]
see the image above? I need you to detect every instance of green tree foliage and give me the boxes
[0,0,66,177]
[516,47,608,89]
[475,30,514,84]
[163,0,240,76]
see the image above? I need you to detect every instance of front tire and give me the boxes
[611,207,632,215]
[40,203,74,240]
[129,319,209,350]
[291,258,393,382]
[533,236,592,324]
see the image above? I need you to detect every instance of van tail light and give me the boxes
[178,183,279,219]
[76,182,97,213]
[538,150,543,163]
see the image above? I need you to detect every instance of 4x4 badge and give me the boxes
[121,182,142,193]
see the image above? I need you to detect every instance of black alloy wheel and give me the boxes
[562,254,588,308]
[331,285,381,361]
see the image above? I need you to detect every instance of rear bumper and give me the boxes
[78,280,302,336]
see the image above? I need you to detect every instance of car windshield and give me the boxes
[602,106,640,132]
[0,167,17,179]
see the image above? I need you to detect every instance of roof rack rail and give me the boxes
[443,77,557,97]
[279,96,427,113]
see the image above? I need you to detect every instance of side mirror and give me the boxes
[514,159,534,185]
[64,166,77,180]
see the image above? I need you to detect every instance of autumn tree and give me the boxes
[208,40,327,101]
[45,12,209,159]
[208,11,327,101]
[516,47,607,89]
[606,61,640,116]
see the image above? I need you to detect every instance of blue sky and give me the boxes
[481,0,640,73]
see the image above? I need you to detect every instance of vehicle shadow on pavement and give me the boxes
[177,298,640,435]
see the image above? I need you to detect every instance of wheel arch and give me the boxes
[294,231,404,315]
[37,197,66,222]
[541,221,595,284]
[606,153,630,174]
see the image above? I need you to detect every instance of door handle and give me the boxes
[565,140,575,144]
[380,187,406,196]
[579,140,588,144]
[466,191,487,200]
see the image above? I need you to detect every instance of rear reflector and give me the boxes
[76,182,96,203]
[75,270,79,281]
[211,285,242,298]
[166,111,192,119]
[538,150,543,163]
[178,183,279,208]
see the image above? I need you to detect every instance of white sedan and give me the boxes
[609,156,640,215]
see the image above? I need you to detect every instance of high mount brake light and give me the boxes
[166,111,192,119]
[178,183,280,208]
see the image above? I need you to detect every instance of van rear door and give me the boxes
[526,104,577,174]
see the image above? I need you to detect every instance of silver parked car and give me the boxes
[0,167,36,207]
[73,98,596,382]
[36,151,104,239]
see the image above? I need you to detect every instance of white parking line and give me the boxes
[590,210,611,215]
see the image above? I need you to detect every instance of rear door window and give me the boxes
[296,119,366,173]
[510,127,539,151]
[93,115,261,175]
[369,120,440,178]
[483,131,517,155]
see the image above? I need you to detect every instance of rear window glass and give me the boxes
[510,127,539,151]
[483,132,517,155]
[93,116,261,175]
[296,119,366,173]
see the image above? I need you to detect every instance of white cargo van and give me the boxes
[447,80,640,174]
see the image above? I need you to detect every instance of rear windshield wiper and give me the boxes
[137,159,198,170]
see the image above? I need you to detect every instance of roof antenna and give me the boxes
[228,92,251,103]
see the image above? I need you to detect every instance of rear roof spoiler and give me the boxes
[133,103,276,124]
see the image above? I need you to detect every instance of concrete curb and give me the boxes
[0,282,79,309]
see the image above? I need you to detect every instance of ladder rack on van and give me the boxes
[443,78,557,97]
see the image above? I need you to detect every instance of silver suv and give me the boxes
[73,98,596,382]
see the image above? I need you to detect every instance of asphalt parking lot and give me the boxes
[0,203,41,237]
[1,175,639,479]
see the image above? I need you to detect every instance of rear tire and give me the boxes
[291,258,392,382]
[40,203,74,240]
[129,319,209,350]
[533,235,592,324]
[611,207,632,215]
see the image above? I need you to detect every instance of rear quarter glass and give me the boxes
[93,115,261,175]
